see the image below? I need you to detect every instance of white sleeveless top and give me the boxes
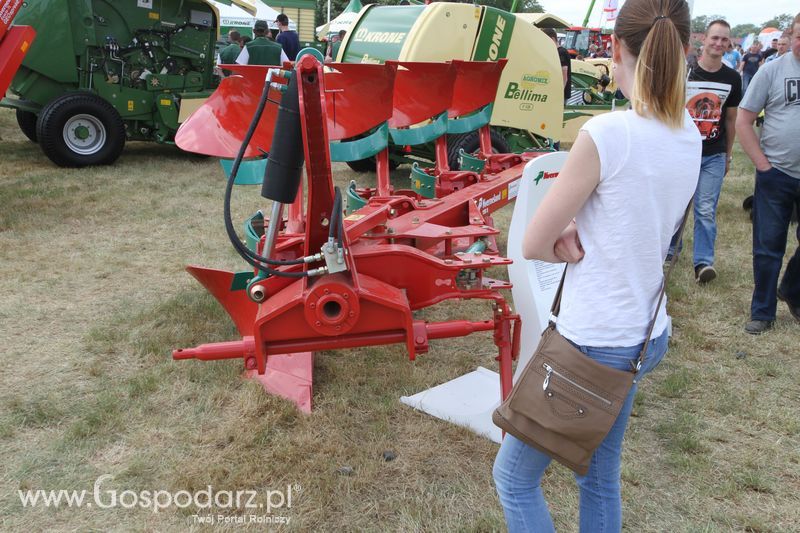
[556,109,701,347]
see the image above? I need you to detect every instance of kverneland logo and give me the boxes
[477,188,508,211]
[534,171,558,185]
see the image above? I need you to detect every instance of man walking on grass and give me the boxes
[683,19,742,283]
[736,13,800,335]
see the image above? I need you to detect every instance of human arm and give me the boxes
[522,131,600,263]
[561,66,569,88]
[724,106,737,175]
[735,109,771,172]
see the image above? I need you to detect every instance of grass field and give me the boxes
[0,107,798,532]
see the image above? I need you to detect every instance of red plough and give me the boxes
[0,0,36,96]
[173,55,552,412]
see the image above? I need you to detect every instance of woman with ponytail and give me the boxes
[493,0,700,531]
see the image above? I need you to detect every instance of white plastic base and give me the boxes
[400,366,502,444]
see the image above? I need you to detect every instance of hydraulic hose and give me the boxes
[329,186,342,242]
[223,70,310,278]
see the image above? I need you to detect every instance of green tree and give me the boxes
[731,23,759,38]
[761,14,793,31]
[481,0,544,13]
[691,14,725,33]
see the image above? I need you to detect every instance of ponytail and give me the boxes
[615,0,691,129]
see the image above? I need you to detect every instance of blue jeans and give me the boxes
[493,330,669,533]
[751,166,800,321]
[742,72,755,93]
[693,153,727,268]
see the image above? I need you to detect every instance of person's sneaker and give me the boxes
[694,264,717,284]
[744,319,774,335]
[777,289,800,323]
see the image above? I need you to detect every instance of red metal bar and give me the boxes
[173,337,255,361]
[0,24,35,97]
[434,135,450,174]
[375,148,391,197]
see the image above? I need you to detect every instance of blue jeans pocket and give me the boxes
[756,167,780,179]
[564,331,669,376]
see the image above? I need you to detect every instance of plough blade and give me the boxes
[186,266,258,336]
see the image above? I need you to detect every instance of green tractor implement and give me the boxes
[1,0,257,167]
[332,2,565,170]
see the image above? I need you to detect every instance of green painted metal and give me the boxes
[346,180,367,213]
[329,123,389,162]
[465,239,487,254]
[472,8,515,62]
[410,162,436,199]
[220,158,267,185]
[388,111,447,146]
[582,0,598,27]
[245,210,264,252]
[230,271,252,291]
[341,5,424,64]
[3,0,227,144]
[296,47,324,62]
[446,103,494,135]
[458,149,486,173]
[246,270,269,294]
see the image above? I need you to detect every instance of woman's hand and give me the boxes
[521,131,599,263]
[553,221,584,263]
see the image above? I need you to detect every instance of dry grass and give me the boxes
[1,107,798,532]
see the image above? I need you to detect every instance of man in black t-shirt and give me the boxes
[761,38,778,61]
[542,28,571,103]
[275,13,300,61]
[740,42,762,92]
[682,19,743,283]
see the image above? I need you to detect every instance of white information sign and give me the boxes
[507,151,569,381]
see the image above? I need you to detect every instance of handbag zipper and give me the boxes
[542,363,612,406]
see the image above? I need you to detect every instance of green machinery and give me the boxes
[2,0,256,167]
[334,3,565,169]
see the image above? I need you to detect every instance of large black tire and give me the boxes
[446,128,510,170]
[345,155,400,173]
[345,157,377,173]
[16,109,38,142]
[36,93,126,167]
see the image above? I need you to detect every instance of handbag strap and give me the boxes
[548,201,693,373]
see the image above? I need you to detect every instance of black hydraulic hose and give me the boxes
[329,186,342,242]
[338,200,345,244]
[223,71,309,278]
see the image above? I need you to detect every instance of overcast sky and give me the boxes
[537,0,797,29]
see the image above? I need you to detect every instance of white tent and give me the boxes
[316,0,363,39]
[757,28,783,49]
[208,0,297,32]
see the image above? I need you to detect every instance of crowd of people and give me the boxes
[494,0,799,530]
[216,14,300,70]
[677,18,799,334]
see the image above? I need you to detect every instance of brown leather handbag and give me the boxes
[493,206,689,476]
